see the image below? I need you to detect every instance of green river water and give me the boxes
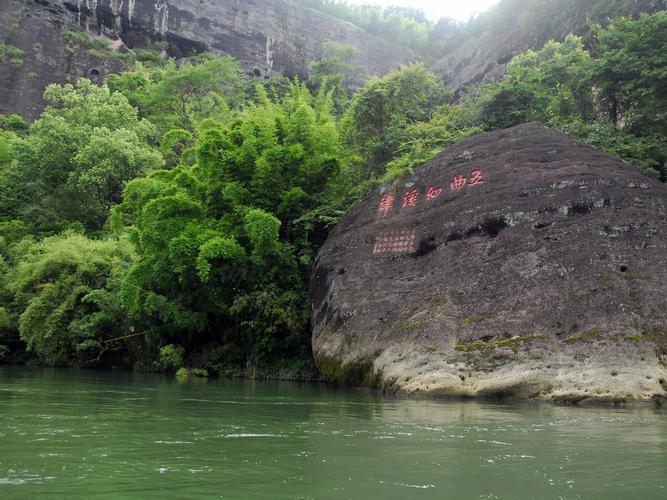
[0,366,665,499]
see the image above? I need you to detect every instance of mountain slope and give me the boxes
[432,0,664,90]
[0,0,417,120]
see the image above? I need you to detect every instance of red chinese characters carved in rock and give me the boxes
[451,170,485,190]
[426,186,442,201]
[450,174,467,190]
[378,170,485,218]
[377,193,395,215]
[469,169,484,185]
[373,229,417,254]
[402,189,419,208]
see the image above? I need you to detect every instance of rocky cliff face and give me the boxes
[0,0,416,120]
[0,0,119,120]
[433,0,664,90]
[311,123,667,402]
[4,0,663,120]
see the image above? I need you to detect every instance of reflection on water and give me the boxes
[0,366,665,498]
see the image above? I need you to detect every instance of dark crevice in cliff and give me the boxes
[415,236,437,257]
[445,217,508,243]
[571,198,611,215]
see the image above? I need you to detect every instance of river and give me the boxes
[0,366,665,498]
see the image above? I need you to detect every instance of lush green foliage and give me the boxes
[0,134,11,170]
[297,0,661,59]
[449,23,666,179]
[342,63,451,182]
[382,104,483,181]
[297,0,437,53]
[0,116,27,172]
[0,43,25,66]
[107,55,245,132]
[472,36,595,128]
[108,81,343,368]
[6,232,135,366]
[157,344,185,371]
[0,114,28,134]
[309,41,360,112]
[0,79,163,233]
[590,13,667,136]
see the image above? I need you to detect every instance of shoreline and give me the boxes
[2,361,665,407]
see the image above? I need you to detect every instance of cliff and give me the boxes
[0,0,417,120]
[433,0,665,90]
[3,0,664,120]
[311,123,667,402]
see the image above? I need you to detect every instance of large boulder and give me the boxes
[310,123,667,402]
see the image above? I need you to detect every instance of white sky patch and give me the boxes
[344,0,500,22]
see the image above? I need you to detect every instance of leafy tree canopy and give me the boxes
[1,79,163,233]
[7,232,135,366]
[110,81,342,366]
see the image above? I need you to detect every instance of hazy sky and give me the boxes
[345,0,500,22]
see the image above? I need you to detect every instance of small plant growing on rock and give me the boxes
[563,328,604,344]
[156,344,184,372]
[176,367,209,380]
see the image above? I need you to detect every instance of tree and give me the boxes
[458,25,665,178]
[0,114,28,135]
[385,104,483,180]
[588,13,667,178]
[473,36,595,130]
[591,13,667,136]
[342,63,451,181]
[309,41,360,112]
[107,55,246,132]
[2,79,163,232]
[296,1,432,53]
[111,81,343,367]
[6,232,136,366]
[0,133,11,171]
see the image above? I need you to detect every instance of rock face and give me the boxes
[0,0,122,120]
[311,123,667,402]
[4,0,663,120]
[433,0,663,91]
[0,0,416,120]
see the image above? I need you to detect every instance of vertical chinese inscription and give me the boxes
[372,229,416,254]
